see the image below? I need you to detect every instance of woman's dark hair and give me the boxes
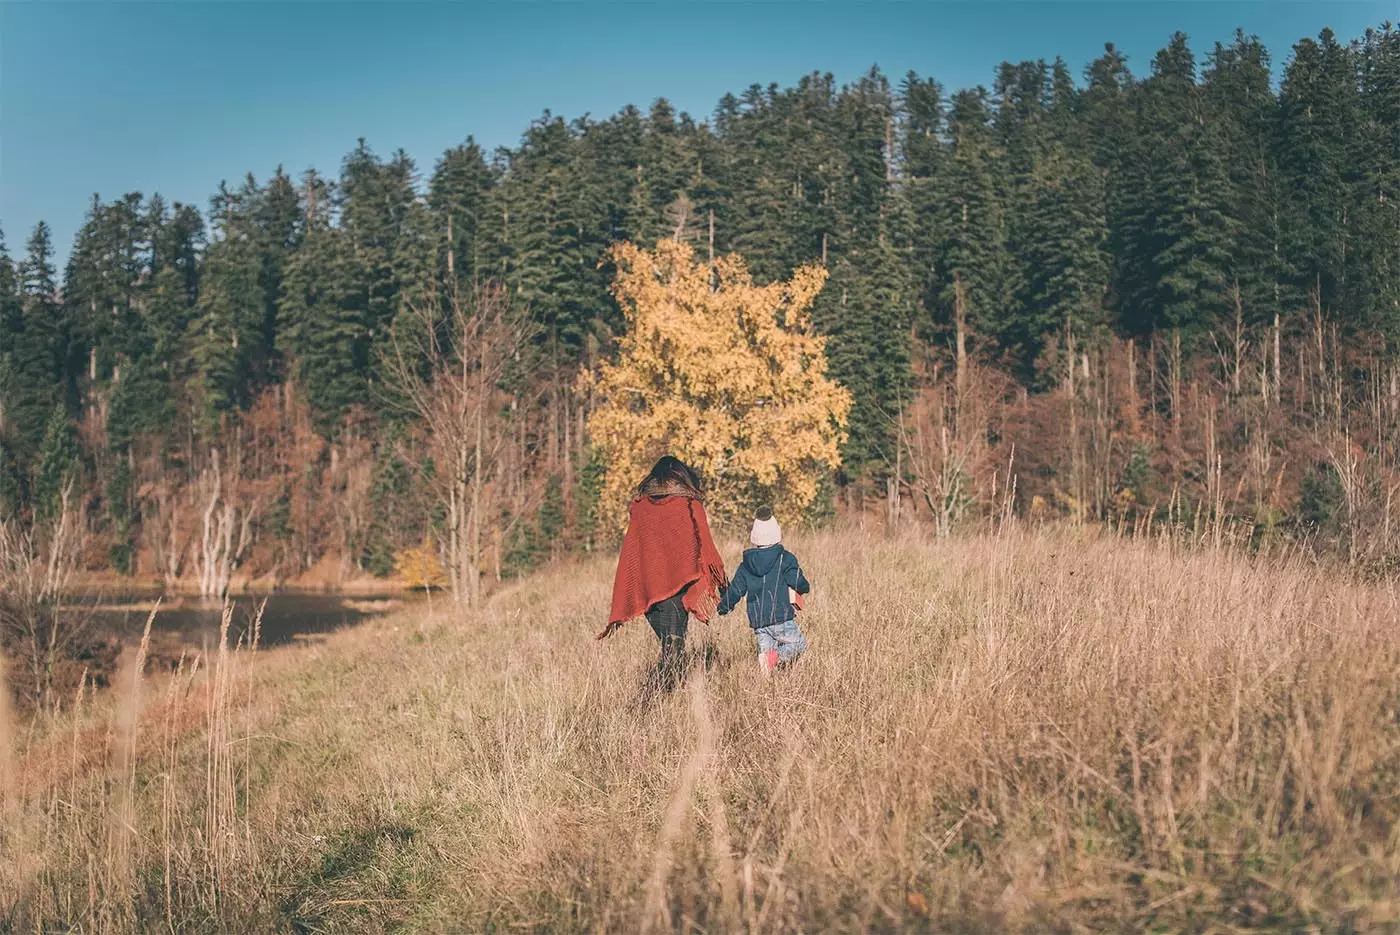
[638,455,704,500]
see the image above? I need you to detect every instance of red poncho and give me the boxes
[598,495,729,640]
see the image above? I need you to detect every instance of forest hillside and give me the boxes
[1,23,1397,599]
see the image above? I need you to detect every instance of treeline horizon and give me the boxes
[1,21,1398,587]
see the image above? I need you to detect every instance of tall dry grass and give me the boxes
[3,526,1399,933]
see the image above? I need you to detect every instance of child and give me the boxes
[717,507,811,676]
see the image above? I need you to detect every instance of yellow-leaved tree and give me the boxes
[584,240,852,528]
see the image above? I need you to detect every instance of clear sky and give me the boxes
[1,1,1392,269]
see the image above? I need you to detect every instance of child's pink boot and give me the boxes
[759,648,779,677]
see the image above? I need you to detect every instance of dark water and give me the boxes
[87,593,415,650]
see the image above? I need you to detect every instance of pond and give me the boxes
[85,592,420,651]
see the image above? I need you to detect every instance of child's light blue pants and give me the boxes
[754,621,807,662]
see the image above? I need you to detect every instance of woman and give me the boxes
[597,456,729,689]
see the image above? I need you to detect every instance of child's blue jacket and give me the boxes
[717,545,810,630]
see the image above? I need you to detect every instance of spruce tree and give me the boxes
[65,192,145,386]
[11,223,69,460]
[151,200,204,304]
[255,168,301,379]
[281,171,368,432]
[722,83,809,283]
[537,473,565,558]
[1135,33,1236,340]
[900,71,947,338]
[1082,44,1140,331]
[936,88,1011,348]
[339,142,418,356]
[556,117,617,355]
[107,353,176,450]
[0,226,20,420]
[191,184,264,426]
[496,116,574,344]
[33,402,81,519]
[1353,25,1400,335]
[1203,31,1283,329]
[1278,29,1363,321]
[0,437,19,519]
[113,198,204,446]
[0,229,22,515]
[1014,145,1111,377]
[997,59,1058,364]
[429,138,496,285]
[809,69,913,474]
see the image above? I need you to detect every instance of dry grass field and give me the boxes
[3,526,1400,933]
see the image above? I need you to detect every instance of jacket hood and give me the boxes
[742,545,783,576]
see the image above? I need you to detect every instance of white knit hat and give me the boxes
[750,507,782,547]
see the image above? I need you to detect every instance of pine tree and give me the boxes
[574,445,606,552]
[1203,31,1284,329]
[0,226,20,419]
[997,58,1060,364]
[994,59,1053,180]
[0,229,22,515]
[106,198,205,448]
[0,437,19,519]
[1134,33,1236,339]
[936,88,1011,347]
[821,215,914,473]
[281,171,368,432]
[33,402,81,519]
[723,82,811,283]
[900,71,947,338]
[191,185,264,428]
[10,223,69,461]
[496,116,579,352]
[429,138,496,285]
[151,200,203,304]
[1015,145,1111,376]
[339,142,418,351]
[1082,43,1139,331]
[1352,24,1400,335]
[1278,29,1363,320]
[105,451,135,574]
[536,473,565,558]
[1047,57,1079,140]
[255,167,301,379]
[144,201,204,364]
[642,99,692,216]
[808,69,913,474]
[65,192,145,387]
[364,433,419,576]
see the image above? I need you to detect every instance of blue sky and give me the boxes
[1,1,1392,269]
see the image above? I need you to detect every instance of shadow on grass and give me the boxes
[281,820,423,934]
[631,640,727,708]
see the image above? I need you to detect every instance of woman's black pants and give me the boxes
[645,587,689,689]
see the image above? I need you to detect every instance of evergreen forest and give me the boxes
[2,23,1399,591]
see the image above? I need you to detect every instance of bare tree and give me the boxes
[143,460,189,589]
[193,447,260,600]
[384,280,532,606]
[898,354,1010,538]
[0,481,91,712]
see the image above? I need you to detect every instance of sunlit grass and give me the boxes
[4,525,1399,932]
